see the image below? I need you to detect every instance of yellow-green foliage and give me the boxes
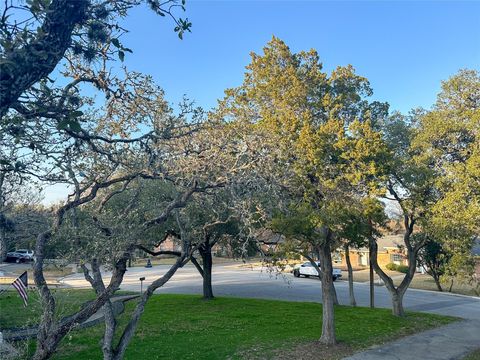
[413,69,479,235]
[216,37,390,239]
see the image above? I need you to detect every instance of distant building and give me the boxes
[473,237,480,278]
[334,235,407,270]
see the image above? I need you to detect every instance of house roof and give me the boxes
[254,228,285,245]
[376,235,405,250]
[354,234,405,253]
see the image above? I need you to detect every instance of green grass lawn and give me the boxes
[0,291,455,359]
[0,289,97,329]
[463,349,480,360]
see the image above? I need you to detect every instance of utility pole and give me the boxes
[368,218,374,309]
[369,253,374,308]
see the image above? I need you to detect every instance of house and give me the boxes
[254,228,285,254]
[333,234,408,270]
[473,237,480,278]
[153,234,182,254]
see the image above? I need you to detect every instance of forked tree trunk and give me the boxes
[111,256,185,360]
[368,214,423,317]
[318,230,336,345]
[344,244,356,306]
[32,231,130,360]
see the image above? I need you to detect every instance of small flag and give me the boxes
[12,271,28,307]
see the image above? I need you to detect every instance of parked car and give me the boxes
[292,261,342,281]
[6,249,35,263]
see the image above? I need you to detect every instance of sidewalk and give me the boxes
[343,320,480,360]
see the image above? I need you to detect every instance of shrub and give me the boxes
[386,263,398,271]
[396,265,409,274]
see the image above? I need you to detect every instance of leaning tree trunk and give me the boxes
[318,230,337,345]
[111,256,185,360]
[332,283,339,306]
[344,244,356,306]
[430,271,443,292]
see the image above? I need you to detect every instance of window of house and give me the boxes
[391,253,403,262]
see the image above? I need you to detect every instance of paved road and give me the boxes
[61,263,480,320]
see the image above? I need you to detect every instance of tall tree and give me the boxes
[47,113,260,359]
[413,69,480,293]
[371,69,479,316]
[215,37,389,344]
[179,191,243,300]
[416,234,451,292]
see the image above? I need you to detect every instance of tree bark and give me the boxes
[332,283,339,306]
[0,0,89,117]
[199,241,214,300]
[392,292,405,317]
[81,260,117,360]
[448,278,454,292]
[344,245,356,306]
[432,273,443,292]
[0,225,7,262]
[318,230,336,345]
[0,174,8,262]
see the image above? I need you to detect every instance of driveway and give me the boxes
[61,263,480,320]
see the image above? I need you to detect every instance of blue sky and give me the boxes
[43,1,480,204]
[118,0,480,114]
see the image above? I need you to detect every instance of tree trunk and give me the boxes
[32,232,130,360]
[199,241,214,300]
[81,260,117,360]
[0,226,7,262]
[369,237,415,317]
[332,283,339,306]
[318,231,336,345]
[432,273,443,292]
[344,245,356,306]
[448,278,454,292]
[112,256,185,360]
[392,292,405,317]
[427,270,443,292]
[101,301,116,360]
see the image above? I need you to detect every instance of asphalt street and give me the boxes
[61,263,480,320]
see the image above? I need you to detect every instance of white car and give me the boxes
[6,249,35,262]
[293,261,342,281]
